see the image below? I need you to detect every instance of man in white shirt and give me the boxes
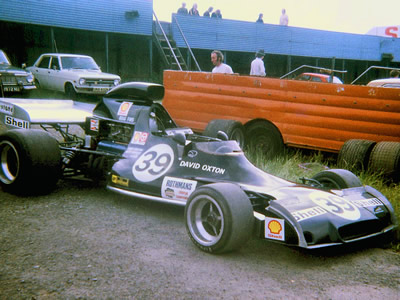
[279,9,289,26]
[250,49,266,76]
[211,50,233,74]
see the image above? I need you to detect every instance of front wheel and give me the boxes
[185,183,254,254]
[0,129,61,195]
[65,83,78,100]
[312,169,362,190]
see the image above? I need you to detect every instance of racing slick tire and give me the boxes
[312,169,362,190]
[245,121,284,159]
[368,142,400,180]
[0,129,61,195]
[203,119,245,148]
[185,183,254,254]
[65,82,78,100]
[337,139,376,171]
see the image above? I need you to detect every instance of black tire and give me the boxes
[337,139,376,171]
[245,121,284,158]
[185,183,254,254]
[312,169,362,190]
[368,142,400,180]
[203,119,245,148]
[65,82,78,100]
[0,129,61,195]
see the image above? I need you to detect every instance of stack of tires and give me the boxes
[338,139,400,180]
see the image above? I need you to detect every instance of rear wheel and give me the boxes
[185,183,254,254]
[312,169,362,190]
[203,119,245,148]
[337,139,376,171]
[0,130,61,195]
[245,121,284,159]
[65,83,78,100]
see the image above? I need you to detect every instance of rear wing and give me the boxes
[0,98,93,130]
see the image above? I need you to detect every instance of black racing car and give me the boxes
[0,82,397,253]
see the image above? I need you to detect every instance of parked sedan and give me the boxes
[367,78,400,88]
[0,49,36,95]
[27,53,120,99]
[295,72,343,84]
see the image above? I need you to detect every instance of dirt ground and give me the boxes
[1,178,399,299]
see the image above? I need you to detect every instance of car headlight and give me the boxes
[26,74,34,83]
[114,79,120,86]
[79,78,86,85]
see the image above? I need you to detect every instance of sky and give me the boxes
[153,0,399,35]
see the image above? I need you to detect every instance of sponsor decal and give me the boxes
[179,160,225,175]
[132,131,149,145]
[132,144,174,182]
[90,119,99,131]
[350,198,382,208]
[5,116,29,129]
[161,176,197,201]
[0,102,14,115]
[291,206,327,222]
[117,101,132,117]
[123,147,143,159]
[265,217,285,241]
[111,175,129,187]
[310,191,361,221]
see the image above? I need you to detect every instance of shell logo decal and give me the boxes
[265,217,285,241]
[268,220,282,234]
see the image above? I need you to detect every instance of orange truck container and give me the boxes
[163,70,400,174]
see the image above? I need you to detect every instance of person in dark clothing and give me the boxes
[189,3,199,16]
[256,13,264,23]
[211,9,222,18]
[203,6,213,17]
[177,2,188,15]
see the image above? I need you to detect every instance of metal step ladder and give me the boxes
[153,12,201,72]
[153,33,188,70]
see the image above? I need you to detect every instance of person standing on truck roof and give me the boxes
[250,49,266,76]
[177,2,188,15]
[211,50,233,74]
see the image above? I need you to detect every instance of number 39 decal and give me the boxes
[132,144,174,182]
[310,191,361,221]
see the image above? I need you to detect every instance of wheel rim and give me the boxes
[0,141,20,184]
[187,195,224,246]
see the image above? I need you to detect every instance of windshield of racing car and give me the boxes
[0,50,11,65]
[61,56,100,70]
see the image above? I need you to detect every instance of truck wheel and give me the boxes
[337,139,376,171]
[65,83,77,100]
[185,183,254,254]
[368,142,400,180]
[312,169,362,190]
[245,121,284,158]
[0,130,61,195]
[203,119,245,148]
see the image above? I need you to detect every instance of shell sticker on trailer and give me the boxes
[265,217,285,241]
